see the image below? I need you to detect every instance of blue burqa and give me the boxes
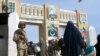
[63,21,82,56]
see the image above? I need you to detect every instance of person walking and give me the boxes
[34,44,41,56]
[58,38,66,56]
[63,21,83,56]
[48,40,55,56]
[28,41,35,56]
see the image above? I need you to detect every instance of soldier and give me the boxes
[13,21,28,56]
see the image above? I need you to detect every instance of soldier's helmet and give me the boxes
[18,21,26,28]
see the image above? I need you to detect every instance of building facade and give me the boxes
[0,0,88,42]
[0,0,89,56]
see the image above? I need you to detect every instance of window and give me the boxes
[21,7,23,14]
[27,8,29,15]
[8,2,15,12]
[21,6,25,14]
[38,9,41,16]
[35,9,37,15]
[64,13,66,19]
[41,10,42,16]
[80,14,86,23]
[67,13,70,20]
[74,14,76,20]
[61,13,63,19]
[72,14,74,20]
[63,13,64,19]
[21,7,22,13]
[37,9,39,16]
[33,9,35,15]
[60,13,61,19]
[66,14,68,19]
[29,8,31,15]
[25,8,27,14]
[70,14,72,20]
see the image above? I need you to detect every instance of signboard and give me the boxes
[48,24,58,37]
[80,14,87,23]
[48,6,57,19]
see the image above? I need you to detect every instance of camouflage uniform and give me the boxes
[13,22,28,56]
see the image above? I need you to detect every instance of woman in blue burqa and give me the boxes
[63,21,83,56]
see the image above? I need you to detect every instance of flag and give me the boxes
[79,0,82,3]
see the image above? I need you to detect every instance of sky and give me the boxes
[20,0,100,43]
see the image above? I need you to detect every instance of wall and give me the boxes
[0,25,8,56]
[0,0,2,13]
[8,12,19,56]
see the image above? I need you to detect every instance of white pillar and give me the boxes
[87,26,97,46]
[8,12,19,56]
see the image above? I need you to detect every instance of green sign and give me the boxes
[48,24,58,37]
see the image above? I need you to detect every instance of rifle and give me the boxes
[17,29,28,45]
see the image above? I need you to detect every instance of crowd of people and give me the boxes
[13,21,100,56]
